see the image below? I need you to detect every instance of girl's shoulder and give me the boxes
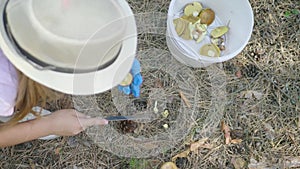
[0,49,18,117]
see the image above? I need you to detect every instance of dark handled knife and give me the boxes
[104,115,150,121]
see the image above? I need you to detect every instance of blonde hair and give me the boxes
[3,71,61,126]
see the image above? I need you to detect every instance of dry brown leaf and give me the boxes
[190,138,210,152]
[230,139,243,144]
[171,138,213,163]
[221,120,231,144]
[171,149,190,162]
[161,162,178,169]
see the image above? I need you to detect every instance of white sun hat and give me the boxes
[0,0,137,95]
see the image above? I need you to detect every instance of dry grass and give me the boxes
[1,0,299,168]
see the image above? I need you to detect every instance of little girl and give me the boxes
[0,49,110,147]
[0,0,141,147]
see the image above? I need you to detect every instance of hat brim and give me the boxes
[1,107,14,117]
[0,0,137,95]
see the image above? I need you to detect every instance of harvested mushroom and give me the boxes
[173,18,192,40]
[219,45,226,51]
[181,15,200,24]
[192,30,206,43]
[210,26,229,38]
[211,37,221,46]
[173,18,187,36]
[193,1,203,11]
[173,2,228,57]
[119,73,133,86]
[181,22,193,40]
[193,22,207,43]
[182,19,207,43]
[211,37,225,50]
[199,44,221,57]
[161,162,178,169]
[199,8,215,25]
[184,2,203,17]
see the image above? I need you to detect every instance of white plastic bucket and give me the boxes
[166,0,254,67]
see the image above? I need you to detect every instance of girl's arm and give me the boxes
[0,109,108,147]
[0,116,52,147]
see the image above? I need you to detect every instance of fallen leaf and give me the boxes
[230,139,243,144]
[241,90,263,100]
[231,157,246,169]
[161,162,178,169]
[170,138,214,163]
[190,138,210,152]
[221,120,231,144]
[171,149,190,162]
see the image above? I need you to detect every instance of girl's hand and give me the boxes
[44,109,108,136]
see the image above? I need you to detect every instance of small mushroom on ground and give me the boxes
[161,109,169,118]
[161,162,178,169]
[163,124,169,129]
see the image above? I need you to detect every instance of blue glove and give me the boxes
[118,58,143,97]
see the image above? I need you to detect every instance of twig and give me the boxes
[179,91,191,108]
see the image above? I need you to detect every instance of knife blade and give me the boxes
[104,115,150,121]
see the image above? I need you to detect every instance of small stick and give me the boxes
[179,91,191,108]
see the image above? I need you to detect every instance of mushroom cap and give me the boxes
[161,162,178,169]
